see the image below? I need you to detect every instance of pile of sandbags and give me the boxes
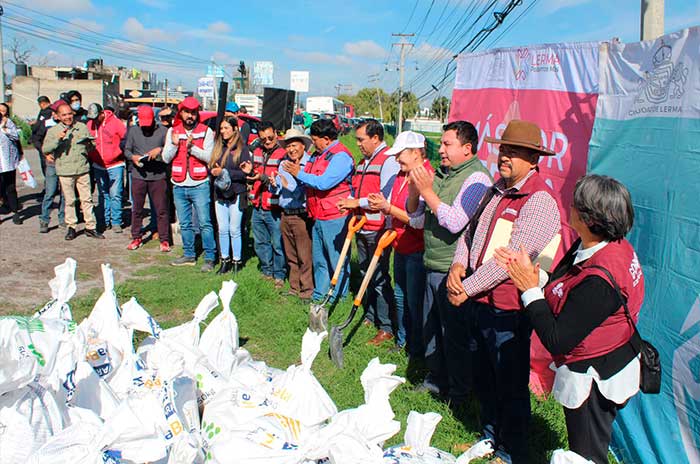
[0,259,495,464]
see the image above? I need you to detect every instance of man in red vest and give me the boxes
[161,97,217,272]
[246,120,287,287]
[281,118,355,304]
[447,120,564,464]
[337,119,400,345]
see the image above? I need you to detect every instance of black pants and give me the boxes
[357,230,395,333]
[0,170,19,212]
[564,382,621,464]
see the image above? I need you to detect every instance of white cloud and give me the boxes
[343,40,386,59]
[411,42,452,61]
[138,0,169,9]
[323,26,336,34]
[69,18,104,32]
[284,49,353,66]
[31,0,94,13]
[540,0,593,15]
[183,28,259,47]
[122,17,170,43]
[207,21,232,35]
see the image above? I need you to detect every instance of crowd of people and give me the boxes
[1,92,647,464]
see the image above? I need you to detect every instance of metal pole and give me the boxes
[0,6,5,103]
[641,0,664,41]
[368,74,384,120]
[164,78,168,107]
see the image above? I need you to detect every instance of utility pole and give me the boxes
[368,74,383,121]
[641,0,664,41]
[334,83,351,97]
[392,33,414,131]
[0,5,5,103]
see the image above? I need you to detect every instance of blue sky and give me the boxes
[6,0,700,103]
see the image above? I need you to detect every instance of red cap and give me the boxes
[137,105,154,127]
[50,99,67,112]
[178,96,200,111]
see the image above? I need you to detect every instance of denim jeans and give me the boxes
[394,251,426,354]
[40,164,65,225]
[311,216,349,303]
[357,231,394,333]
[471,301,531,464]
[252,207,286,279]
[215,197,244,260]
[173,182,216,261]
[93,165,124,227]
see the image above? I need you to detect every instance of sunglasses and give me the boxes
[261,135,276,142]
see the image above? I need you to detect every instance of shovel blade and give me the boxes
[329,326,344,368]
[308,303,328,333]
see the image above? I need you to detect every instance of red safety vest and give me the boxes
[170,123,210,183]
[472,172,569,311]
[305,141,355,221]
[351,146,392,231]
[249,145,286,210]
[547,239,644,365]
[390,159,434,254]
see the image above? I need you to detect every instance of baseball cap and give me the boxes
[87,103,103,120]
[386,131,426,155]
[178,96,200,111]
[225,101,240,113]
[50,99,67,112]
[137,105,154,127]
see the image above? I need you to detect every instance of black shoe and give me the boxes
[0,204,10,215]
[201,260,215,273]
[232,259,242,273]
[65,227,77,241]
[217,258,232,274]
[39,221,49,233]
[12,213,23,225]
[85,229,105,239]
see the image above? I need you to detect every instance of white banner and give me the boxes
[197,77,215,98]
[290,71,309,93]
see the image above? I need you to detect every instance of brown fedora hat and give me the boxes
[484,119,555,156]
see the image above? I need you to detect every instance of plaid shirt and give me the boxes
[453,169,561,297]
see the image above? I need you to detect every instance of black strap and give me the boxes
[586,264,644,353]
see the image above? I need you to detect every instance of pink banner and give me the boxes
[449,42,599,394]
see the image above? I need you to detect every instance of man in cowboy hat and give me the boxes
[161,96,217,271]
[270,128,314,301]
[447,119,565,463]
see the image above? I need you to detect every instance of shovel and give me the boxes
[329,229,397,368]
[309,215,367,333]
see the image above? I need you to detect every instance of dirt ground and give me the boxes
[0,148,166,313]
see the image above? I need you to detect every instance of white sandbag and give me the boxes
[454,440,495,464]
[200,280,240,378]
[80,264,131,381]
[268,329,337,427]
[34,257,77,321]
[383,412,456,463]
[162,291,219,347]
[60,359,120,422]
[28,394,169,464]
[120,297,163,339]
[0,382,66,464]
[549,449,595,464]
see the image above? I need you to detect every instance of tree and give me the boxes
[431,96,450,121]
[8,37,34,64]
[389,90,419,126]
[337,88,391,120]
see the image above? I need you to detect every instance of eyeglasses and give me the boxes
[261,135,276,142]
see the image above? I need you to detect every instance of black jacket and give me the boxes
[31,107,54,149]
[215,145,251,202]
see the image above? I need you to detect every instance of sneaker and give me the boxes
[64,227,77,241]
[172,256,196,266]
[160,242,171,252]
[127,238,142,250]
[39,221,49,234]
[201,260,215,273]
[85,229,105,239]
[58,222,67,229]
[113,226,123,234]
[12,213,23,225]
[104,224,112,231]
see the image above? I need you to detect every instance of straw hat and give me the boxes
[484,119,555,156]
[279,128,313,151]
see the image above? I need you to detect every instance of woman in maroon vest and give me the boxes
[496,175,644,464]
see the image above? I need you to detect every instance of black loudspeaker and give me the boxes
[262,87,296,132]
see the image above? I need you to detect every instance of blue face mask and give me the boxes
[71,101,81,111]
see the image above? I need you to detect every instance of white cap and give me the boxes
[386,131,426,155]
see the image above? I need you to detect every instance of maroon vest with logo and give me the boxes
[351,146,391,231]
[547,239,644,365]
[250,145,286,210]
[170,123,209,183]
[305,142,355,221]
[473,172,568,311]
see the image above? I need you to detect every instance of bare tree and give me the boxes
[8,37,35,64]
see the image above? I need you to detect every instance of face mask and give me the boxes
[71,102,81,111]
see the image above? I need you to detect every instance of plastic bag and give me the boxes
[199,280,240,378]
[17,157,38,188]
[549,449,595,464]
[383,412,456,463]
[454,440,495,464]
[161,291,219,347]
[34,257,77,322]
[0,382,66,464]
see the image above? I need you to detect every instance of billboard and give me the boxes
[197,77,215,98]
[290,70,310,93]
[253,61,274,86]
